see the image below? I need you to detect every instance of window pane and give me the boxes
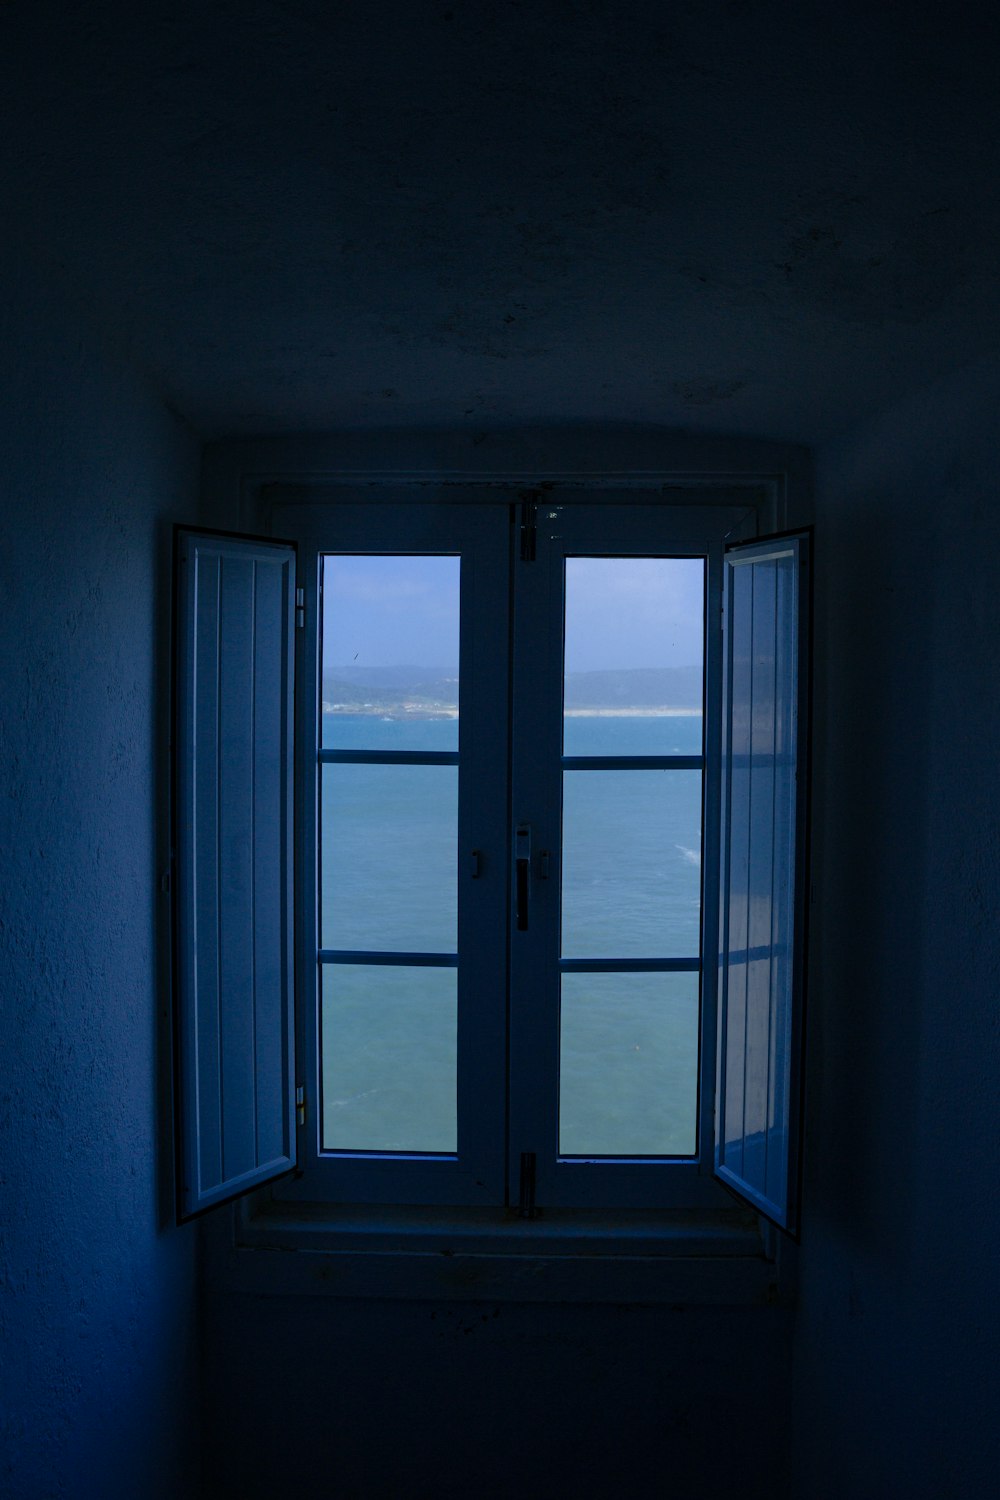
[321,965,457,1152]
[321,555,460,751]
[559,972,698,1157]
[563,558,703,756]
[563,713,703,758]
[321,764,457,952]
[561,771,702,958]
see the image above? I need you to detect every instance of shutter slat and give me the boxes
[193,551,223,1192]
[722,560,754,1181]
[766,555,797,1210]
[252,557,289,1166]
[743,558,778,1191]
[217,552,258,1182]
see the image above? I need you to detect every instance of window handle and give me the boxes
[515,823,531,931]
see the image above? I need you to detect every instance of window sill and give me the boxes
[211,1191,788,1306]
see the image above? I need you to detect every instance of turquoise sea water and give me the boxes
[319,712,704,1159]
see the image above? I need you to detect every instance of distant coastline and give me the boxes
[323,703,458,718]
[564,707,701,718]
[322,664,703,720]
[322,703,701,719]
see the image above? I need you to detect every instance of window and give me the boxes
[172,497,809,1234]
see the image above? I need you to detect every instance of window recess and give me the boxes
[172,503,809,1232]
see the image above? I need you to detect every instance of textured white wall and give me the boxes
[0,255,202,1500]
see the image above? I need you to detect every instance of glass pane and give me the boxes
[321,555,460,751]
[561,771,702,957]
[563,557,704,755]
[559,972,698,1156]
[321,764,457,952]
[321,965,457,1152]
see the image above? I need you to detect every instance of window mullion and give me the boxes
[506,517,564,1206]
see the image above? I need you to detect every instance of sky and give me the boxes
[321,554,704,674]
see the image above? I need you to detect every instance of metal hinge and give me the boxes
[295,1085,306,1126]
[295,587,305,628]
[519,498,537,562]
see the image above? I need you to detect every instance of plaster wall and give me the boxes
[790,354,1000,1498]
[0,254,202,1499]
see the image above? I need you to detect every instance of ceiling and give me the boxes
[4,0,1000,443]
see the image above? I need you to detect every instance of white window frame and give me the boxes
[173,480,803,1254]
[267,488,758,1216]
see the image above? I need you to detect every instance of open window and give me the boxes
[172,505,809,1231]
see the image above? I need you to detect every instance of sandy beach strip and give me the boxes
[563,707,701,717]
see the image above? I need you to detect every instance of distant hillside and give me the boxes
[323,664,702,710]
[323,664,458,709]
[563,666,702,708]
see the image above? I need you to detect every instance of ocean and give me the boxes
[319,712,704,1160]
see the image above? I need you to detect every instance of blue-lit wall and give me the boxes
[4,235,998,1498]
[0,254,202,1499]
[205,1291,791,1498]
[791,354,1000,1497]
